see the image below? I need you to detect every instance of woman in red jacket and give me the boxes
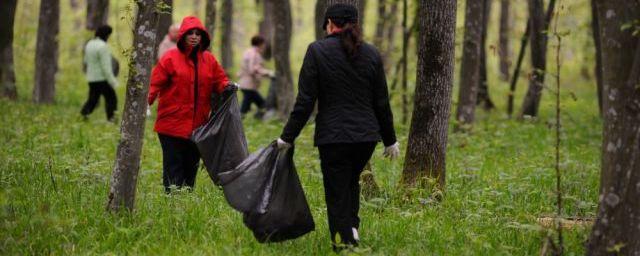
[148,16,231,192]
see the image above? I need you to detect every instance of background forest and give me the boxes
[0,0,627,254]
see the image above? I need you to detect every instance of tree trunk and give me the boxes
[260,0,274,59]
[205,0,217,43]
[86,0,109,30]
[400,0,409,124]
[519,0,548,118]
[270,0,294,120]
[33,0,60,104]
[0,0,18,100]
[383,0,399,73]
[498,0,511,81]
[476,0,495,110]
[586,0,640,254]
[402,0,457,189]
[107,0,159,213]
[152,0,172,62]
[373,0,387,50]
[193,0,201,15]
[590,0,603,116]
[220,0,233,72]
[314,0,327,40]
[455,0,484,129]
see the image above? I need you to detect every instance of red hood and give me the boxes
[177,16,211,51]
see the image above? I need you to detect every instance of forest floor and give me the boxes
[0,82,601,255]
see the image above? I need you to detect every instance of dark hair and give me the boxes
[251,35,266,47]
[177,29,210,53]
[330,19,363,60]
[95,25,113,41]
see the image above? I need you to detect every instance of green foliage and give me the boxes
[2,0,601,254]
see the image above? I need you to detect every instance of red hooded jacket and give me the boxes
[149,16,229,139]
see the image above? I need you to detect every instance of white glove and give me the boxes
[383,142,400,160]
[276,138,292,149]
[146,106,152,117]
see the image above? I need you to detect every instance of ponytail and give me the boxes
[332,19,363,60]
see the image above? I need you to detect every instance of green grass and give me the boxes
[1,0,602,254]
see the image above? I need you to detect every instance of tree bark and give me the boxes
[498,0,511,81]
[519,0,548,118]
[402,0,457,189]
[107,0,159,213]
[269,0,294,120]
[476,0,495,110]
[205,0,217,43]
[220,0,233,72]
[86,0,109,30]
[455,0,484,129]
[373,0,387,50]
[0,0,18,100]
[590,0,604,116]
[314,0,327,40]
[33,0,60,104]
[259,0,274,59]
[586,0,640,254]
[383,0,399,73]
[153,0,172,62]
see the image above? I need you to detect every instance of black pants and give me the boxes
[158,134,201,193]
[240,89,265,114]
[318,142,377,245]
[80,81,117,120]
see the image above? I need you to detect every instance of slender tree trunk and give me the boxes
[260,0,274,59]
[520,0,550,118]
[586,0,640,254]
[455,0,484,129]
[373,0,387,50]
[270,0,294,120]
[153,0,172,62]
[0,0,18,100]
[33,0,60,104]
[86,0,109,30]
[591,0,603,116]
[498,0,511,81]
[220,0,233,72]
[477,0,495,110]
[383,0,399,73]
[314,0,327,40]
[400,0,409,124]
[70,0,83,30]
[402,0,457,189]
[107,0,159,212]
[205,0,217,43]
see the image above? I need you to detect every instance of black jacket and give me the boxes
[281,34,396,147]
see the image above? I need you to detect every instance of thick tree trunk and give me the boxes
[107,0,159,212]
[590,0,603,116]
[477,0,495,110]
[154,0,172,60]
[586,0,640,254]
[259,0,274,59]
[314,0,327,40]
[455,0,484,128]
[402,0,457,189]
[205,0,217,43]
[33,0,60,104]
[0,0,18,100]
[86,0,109,30]
[270,0,294,120]
[519,0,548,118]
[498,0,511,81]
[220,0,233,72]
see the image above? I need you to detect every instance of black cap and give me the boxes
[322,3,359,30]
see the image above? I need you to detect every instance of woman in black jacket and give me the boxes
[277,3,399,249]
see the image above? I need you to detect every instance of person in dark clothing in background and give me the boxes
[148,16,232,193]
[81,25,118,122]
[276,4,400,250]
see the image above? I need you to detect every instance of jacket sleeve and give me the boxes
[250,53,272,77]
[372,51,397,147]
[148,56,173,105]
[211,56,230,94]
[280,45,319,144]
[99,45,118,87]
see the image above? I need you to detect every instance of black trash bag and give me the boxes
[218,141,315,243]
[191,90,248,185]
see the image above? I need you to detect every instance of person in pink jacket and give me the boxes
[237,35,274,118]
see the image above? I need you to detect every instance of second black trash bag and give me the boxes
[218,142,315,243]
[191,90,249,185]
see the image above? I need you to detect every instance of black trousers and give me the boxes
[80,81,117,120]
[240,89,265,114]
[318,142,377,245]
[158,134,201,193]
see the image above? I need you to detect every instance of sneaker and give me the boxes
[352,228,360,242]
